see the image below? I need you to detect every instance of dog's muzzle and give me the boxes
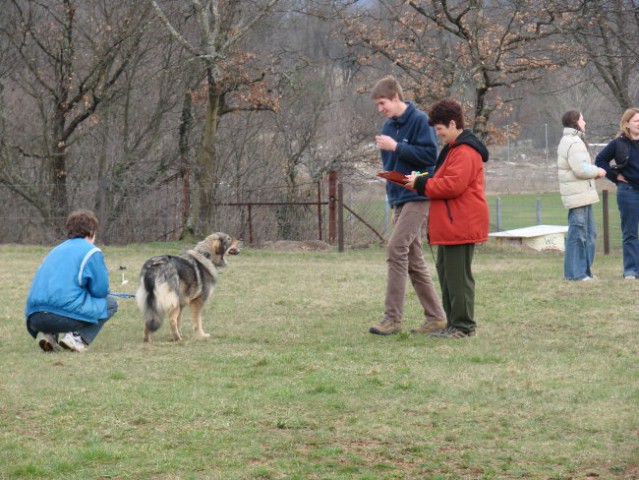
[227,240,242,255]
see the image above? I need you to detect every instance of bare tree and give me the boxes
[341,0,569,141]
[0,0,154,236]
[150,0,282,237]
[564,0,639,110]
[94,18,188,243]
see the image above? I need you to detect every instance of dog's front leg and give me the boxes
[168,306,183,341]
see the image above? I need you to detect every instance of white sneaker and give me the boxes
[59,332,88,352]
[38,333,59,352]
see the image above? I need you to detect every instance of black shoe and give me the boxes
[38,333,59,352]
[430,327,476,339]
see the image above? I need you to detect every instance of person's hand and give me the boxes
[404,172,418,188]
[375,135,398,152]
[618,173,628,183]
[597,167,606,178]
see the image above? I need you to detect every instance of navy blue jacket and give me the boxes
[595,135,639,188]
[379,102,438,207]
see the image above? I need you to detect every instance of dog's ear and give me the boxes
[223,235,231,252]
[209,234,223,257]
[214,233,231,255]
[196,235,217,259]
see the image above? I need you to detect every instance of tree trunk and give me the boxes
[472,83,490,141]
[50,109,69,235]
[193,69,220,236]
[178,91,194,239]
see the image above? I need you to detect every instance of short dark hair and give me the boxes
[371,75,404,101]
[561,110,581,130]
[428,99,465,129]
[65,209,99,239]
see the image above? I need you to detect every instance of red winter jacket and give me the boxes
[415,131,489,245]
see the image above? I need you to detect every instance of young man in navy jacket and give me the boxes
[369,76,445,335]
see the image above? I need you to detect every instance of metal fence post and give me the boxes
[337,182,344,252]
[328,171,337,244]
[496,196,502,231]
[247,203,253,244]
[536,197,542,225]
[317,180,323,241]
[384,194,391,237]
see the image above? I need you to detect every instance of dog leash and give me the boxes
[110,292,135,298]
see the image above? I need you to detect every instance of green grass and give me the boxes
[1,242,638,479]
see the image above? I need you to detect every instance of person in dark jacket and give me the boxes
[595,108,639,279]
[368,75,446,336]
[405,99,489,338]
[25,209,118,352]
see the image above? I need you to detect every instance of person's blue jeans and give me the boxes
[564,205,596,280]
[27,296,118,344]
[617,182,639,277]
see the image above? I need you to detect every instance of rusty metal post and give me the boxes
[317,180,323,241]
[328,171,337,244]
[337,181,344,252]
[247,203,253,245]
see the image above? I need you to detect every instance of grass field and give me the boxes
[1,241,638,479]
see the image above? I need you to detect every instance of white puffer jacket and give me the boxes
[557,128,600,209]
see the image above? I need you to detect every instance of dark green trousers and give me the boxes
[436,244,476,333]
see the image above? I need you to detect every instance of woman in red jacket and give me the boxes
[405,99,489,338]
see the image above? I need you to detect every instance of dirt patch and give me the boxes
[259,240,334,252]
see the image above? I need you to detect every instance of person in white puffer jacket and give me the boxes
[557,110,606,281]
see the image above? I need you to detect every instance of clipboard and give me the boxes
[377,170,428,192]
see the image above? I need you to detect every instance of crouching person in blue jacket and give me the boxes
[26,209,118,352]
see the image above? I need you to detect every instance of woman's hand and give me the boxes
[404,172,418,189]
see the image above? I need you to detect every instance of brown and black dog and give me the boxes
[135,233,241,342]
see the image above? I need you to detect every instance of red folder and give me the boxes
[377,170,425,192]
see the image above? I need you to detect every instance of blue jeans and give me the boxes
[564,205,596,280]
[27,296,118,344]
[617,182,639,277]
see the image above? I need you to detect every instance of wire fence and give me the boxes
[0,124,625,250]
[0,175,624,251]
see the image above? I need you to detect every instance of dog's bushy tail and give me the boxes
[137,265,180,334]
[136,272,164,332]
